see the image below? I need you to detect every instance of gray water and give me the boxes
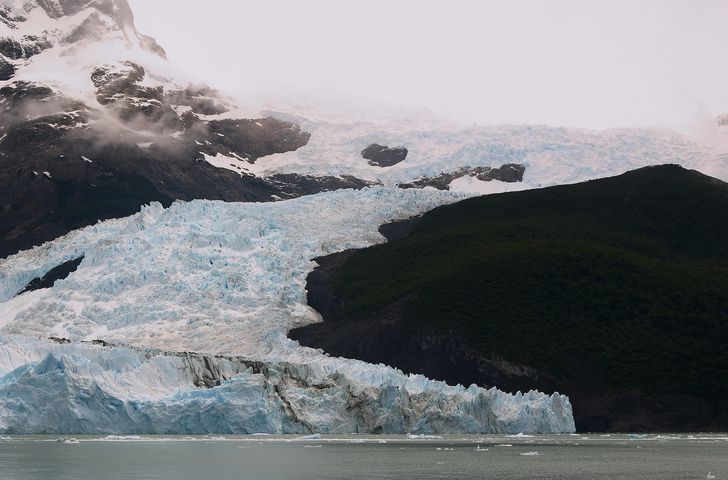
[1,434,727,479]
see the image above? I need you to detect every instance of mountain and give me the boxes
[1,0,399,258]
[1,0,727,435]
[291,165,728,432]
[2,0,726,259]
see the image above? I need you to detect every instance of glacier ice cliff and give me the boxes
[0,188,575,434]
[0,337,573,434]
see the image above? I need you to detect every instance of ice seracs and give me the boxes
[0,187,575,434]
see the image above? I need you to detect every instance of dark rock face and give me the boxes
[398,163,526,190]
[484,163,526,182]
[719,114,728,127]
[0,35,52,60]
[0,6,17,28]
[196,118,311,161]
[0,55,15,80]
[91,62,178,127]
[0,37,23,60]
[0,81,57,108]
[17,257,84,295]
[361,143,408,167]
[266,174,377,199]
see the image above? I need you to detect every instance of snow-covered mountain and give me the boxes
[0,0,315,257]
[0,0,726,434]
[3,0,727,259]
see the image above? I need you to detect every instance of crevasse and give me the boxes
[0,187,575,434]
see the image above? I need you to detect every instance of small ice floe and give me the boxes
[0,436,12,441]
[297,434,321,441]
[102,435,142,441]
[475,444,488,452]
[42,171,52,178]
[519,451,542,456]
[251,433,272,436]
[57,437,80,444]
[81,156,93,163]
[304,445,323,448]
[706,473,716,479]
[406,434,442,439]
[507,433,535,438]
[435,447,454,451]
[495,444,513,447]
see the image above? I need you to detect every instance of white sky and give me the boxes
[128,0,728,129]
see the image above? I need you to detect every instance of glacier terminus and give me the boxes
[0,188,575,435]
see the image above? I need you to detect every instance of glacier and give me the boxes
[0,187,574,434]
[0,337,572,435]
[247,108,728,190]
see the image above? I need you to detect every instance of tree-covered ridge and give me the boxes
[324,165,728,398]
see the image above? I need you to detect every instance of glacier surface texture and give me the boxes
[0,188,574,434]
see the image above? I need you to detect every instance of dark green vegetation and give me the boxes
[292,165,728,431]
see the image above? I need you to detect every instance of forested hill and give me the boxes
[291,165,728,432]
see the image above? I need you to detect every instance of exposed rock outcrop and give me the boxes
[265,174,378,199]
[0,34,52,60]
[398,163,526,190]
[0,55,15,80]
[361,143,408,167]
[17,256,84,295]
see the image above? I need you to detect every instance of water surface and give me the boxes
[1,434,726,479]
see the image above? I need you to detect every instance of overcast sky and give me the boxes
[128,0,728,129]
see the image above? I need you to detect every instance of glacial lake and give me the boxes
[1,434,726,479]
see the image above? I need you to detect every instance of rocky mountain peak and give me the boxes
[0,0,165,66]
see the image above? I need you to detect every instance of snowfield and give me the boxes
[0,187,575,434]
[252,109,728,190]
